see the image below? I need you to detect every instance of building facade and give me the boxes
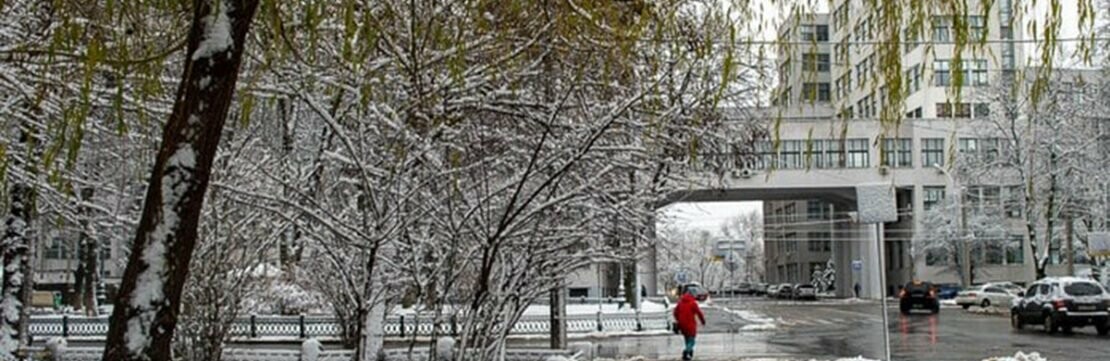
[762,0,1099,291]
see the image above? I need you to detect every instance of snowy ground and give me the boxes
[394,301,667,317]
[715,306,777,331]
[591,353,1047,361]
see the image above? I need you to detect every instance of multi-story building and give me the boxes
[760,0,1099,293]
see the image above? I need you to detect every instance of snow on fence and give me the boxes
[29,311,669,341]
[21,347,575,361]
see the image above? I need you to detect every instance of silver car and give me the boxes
[956,284,1018,309]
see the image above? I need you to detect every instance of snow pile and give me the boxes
[435,336,455,361]
[981,351,1048,361]
[545,356,574,361]
[46,337,67,361]
[300,338,323,361]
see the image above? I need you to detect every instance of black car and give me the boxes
[1010,277,1110,335]
[899,281,940,314]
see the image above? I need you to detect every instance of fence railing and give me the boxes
[29,311,670,341]
[19,347,577,361]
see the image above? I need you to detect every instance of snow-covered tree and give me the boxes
[913,197,1010,285]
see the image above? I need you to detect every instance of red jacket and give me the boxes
[673,294,706,337]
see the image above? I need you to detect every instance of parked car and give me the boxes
[793,284,818,300]
[1010,277,1110,335]
[766,284,782,298]
[776,283,795,299]
[753,283,769,296]
[677,282,710,302]
[935,283,963,300]
[735,283,753,295]
[899,281,940,314]
[956,284,1018,309]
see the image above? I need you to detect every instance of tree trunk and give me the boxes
[0,183,33,357]
[101,1,259,360]
[76,187,100,316]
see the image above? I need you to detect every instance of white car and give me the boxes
[955,284,1017,309]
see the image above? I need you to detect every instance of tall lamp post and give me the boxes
[933,164,971,288]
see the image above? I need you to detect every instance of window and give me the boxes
[755,141,775,170]
[1007,235,1025,264]
[981,138,1000,162]
[932,16,951,42]
[803,53,830,72]
[986,243,1004,264]
[824,139,844,168]
[974,103,990,118]
[955,103,971,118]
[807,200,828,220]
[922,138,945,167]
[906,107,922,119]
[905,64,922,93]
[780,140,804,169]
[46,238,69,259]
[803,82,831,102]
[882,138,913,168]
[846,139,869,168]
[1004,186,1022,218]
[814,25,829,41]
[936,103,952,118]
[970,60,988,86]
[924,186,946,211]
[958,138,979,154]
[934,60,951,86]
[903,27,920,54]
[968,16,986,40]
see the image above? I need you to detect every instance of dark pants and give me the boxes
[683,335,697,360]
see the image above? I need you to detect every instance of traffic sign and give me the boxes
[851,260,863,272]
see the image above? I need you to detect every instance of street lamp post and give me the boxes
[933,164,972,288]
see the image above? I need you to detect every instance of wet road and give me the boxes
[547,297,1110,360]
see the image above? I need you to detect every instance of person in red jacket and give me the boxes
[673,292,706,360]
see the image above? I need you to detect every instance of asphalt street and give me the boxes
[557,296,1110,360]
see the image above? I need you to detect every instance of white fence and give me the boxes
[21,347,576,361]
[29,311,669,341]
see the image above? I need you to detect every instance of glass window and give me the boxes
[959,138,979,154]
[780,140,804,169]
[922,138,945,167]
[882,138,912,168]
[46,238,69,260]
[954,103,971,118]
[825,140,844,168]
[936,103,952,118]
[756,141,775,170]
[846,139,869,168]
[1064,282,1105,296]
[971,60,988,86]
[934,60,951,86]
[803,83,831,102]
[968,16,986,40]
[924,186,946,211]
[932,16,951,42]
[807,200,827,220]
[974,103,990,118]
[804,53,831,72]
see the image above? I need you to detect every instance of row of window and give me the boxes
[751,137,1010,171]
[937,102,991,118]
[754,139,871,170]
